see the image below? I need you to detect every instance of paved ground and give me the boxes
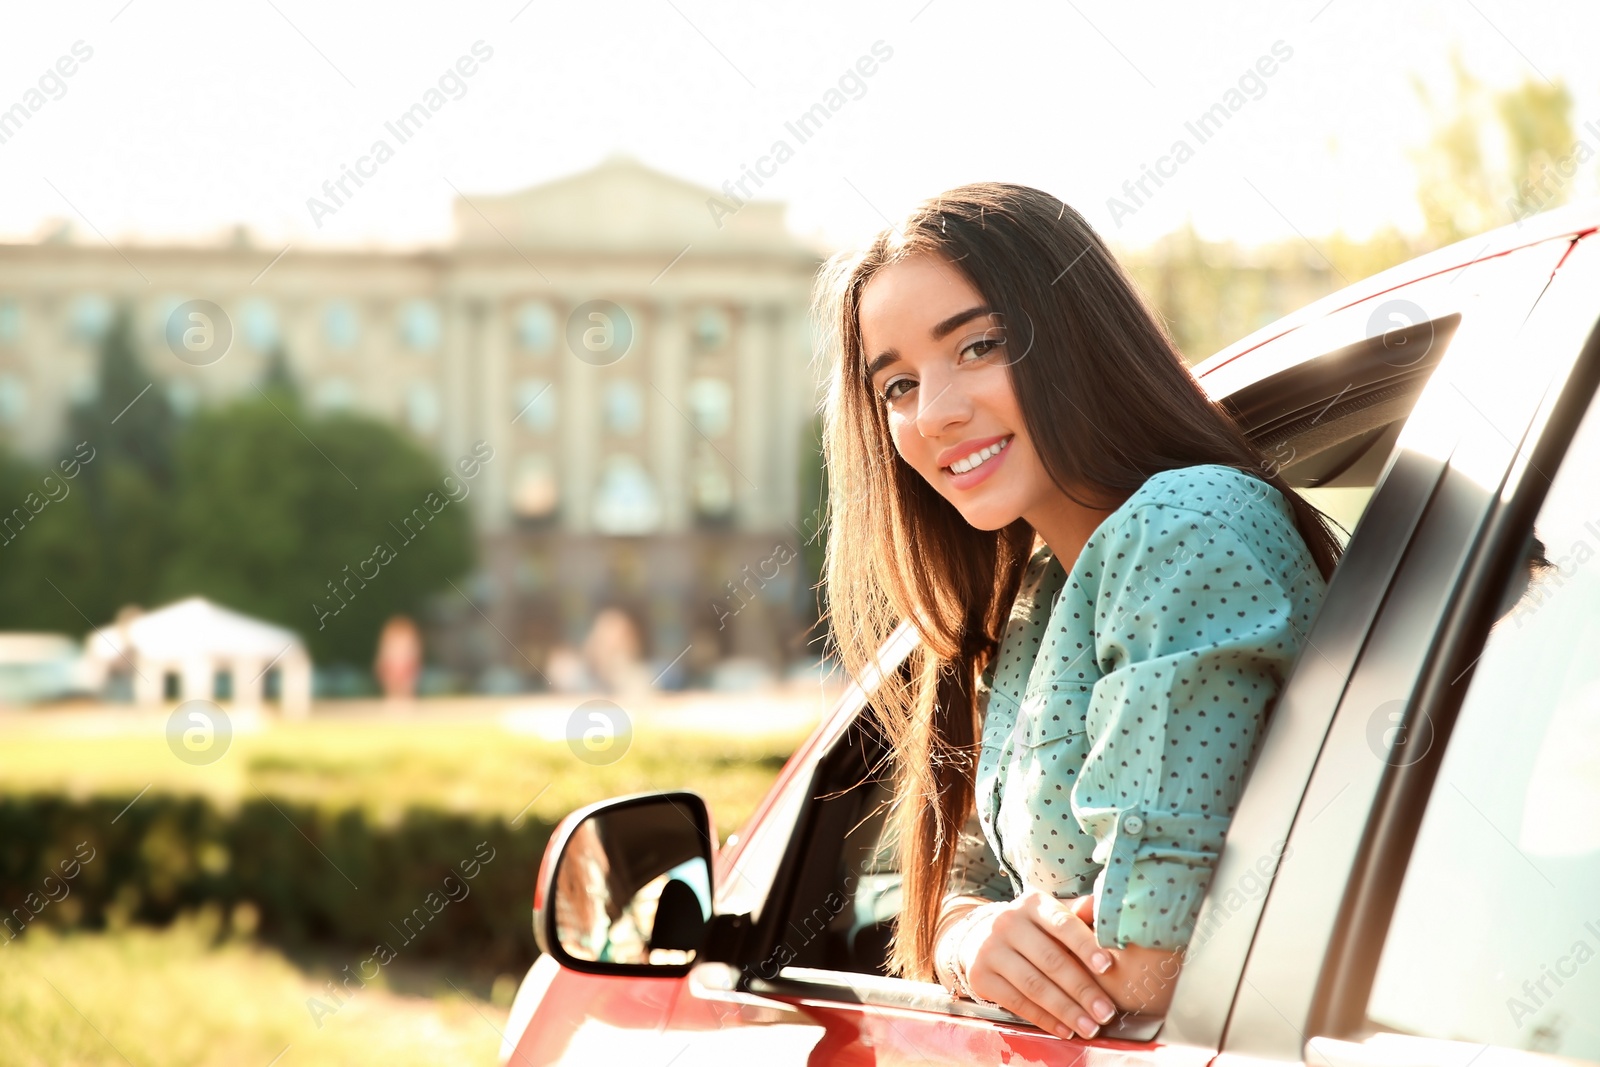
[0,680,851,739]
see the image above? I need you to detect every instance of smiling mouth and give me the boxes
[943,435,1012,475]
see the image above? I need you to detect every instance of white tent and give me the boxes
[84,597,313,717]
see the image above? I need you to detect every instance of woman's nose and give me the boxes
[914,374,971,437]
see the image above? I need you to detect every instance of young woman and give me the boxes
[813,183,1343,1040]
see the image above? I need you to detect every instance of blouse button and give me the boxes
[1121,812,1145,835]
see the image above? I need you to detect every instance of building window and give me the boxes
[512,453,559,520]
[400,299,441,352]
[405,381,440,434]
[686,377,732,437]
[517,301,556,355]
[71,295,112,344]
[150,294,186,346]
[691,444,734,522]
[314,378,355,412]
[512,379,556,432]
[0,375,26,424]
[593,454,662,534]
[240,298,280,352]
[692,307,730,352]
[0,299,23,343]
[604,379,644,436]
[323,301,359,350]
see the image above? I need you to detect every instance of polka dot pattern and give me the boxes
[945,464,1330,950]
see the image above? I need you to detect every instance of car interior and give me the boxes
[737,309,1465,1028]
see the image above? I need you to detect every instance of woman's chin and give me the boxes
[952,502,1019,532]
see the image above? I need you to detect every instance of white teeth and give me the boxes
[949,436,1010,475]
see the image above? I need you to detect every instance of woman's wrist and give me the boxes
[934,898,995,999]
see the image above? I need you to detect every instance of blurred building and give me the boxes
[84,598,313,716]
[0,157,829,686]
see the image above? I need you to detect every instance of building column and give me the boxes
[133,658,162,707]
[233,658,264,709]
[734,304,774,529]
[181,655,212,704]
[479,298,511,536]
[440,294,475,476]
[561,304,598,535]
[649,303,691,532]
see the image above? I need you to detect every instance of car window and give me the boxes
[714,756,812,919]
[1364,381,1600,1059]
[1294,486,1372,548]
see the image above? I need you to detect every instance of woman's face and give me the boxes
[858,252,1058,532]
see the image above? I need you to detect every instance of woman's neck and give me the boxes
[1028,488,1129,575]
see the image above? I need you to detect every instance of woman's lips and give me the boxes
[943,435,1012,490]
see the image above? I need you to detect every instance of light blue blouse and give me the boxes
[946,463,1330,950]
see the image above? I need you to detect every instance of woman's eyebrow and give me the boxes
[930,305,991,340]
[863,305,993,381]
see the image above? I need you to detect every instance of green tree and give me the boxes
[61,302,180,621]
[0,448,101,631]
[1410,49,1577,245]
[159,393,477,666]
[795,411,828,651]
[67,302,178,488]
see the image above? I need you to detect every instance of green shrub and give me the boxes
[0,793,550,973]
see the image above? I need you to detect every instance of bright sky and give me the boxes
[2,0,1597,255]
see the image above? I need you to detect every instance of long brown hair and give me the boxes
[812,182,1343,981]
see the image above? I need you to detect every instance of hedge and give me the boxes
[0,792,553,974]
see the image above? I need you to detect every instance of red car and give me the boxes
[501,199,1600,1066]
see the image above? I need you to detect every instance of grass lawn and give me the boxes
[0,695,824,840]
[0,913,513,1067]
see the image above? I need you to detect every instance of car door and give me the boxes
[1217,229,1600,1065]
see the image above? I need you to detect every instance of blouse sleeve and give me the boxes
[1071,495,1319,950]
[945,663,1016,905]
[945,799,1014,904]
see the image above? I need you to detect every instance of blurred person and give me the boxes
[373,615,422,703]
[582,608,651,696]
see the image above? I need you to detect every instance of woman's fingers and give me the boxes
[969,961,1096,1040]
[1041,894,1115,977]
[1008,915,1118,1027]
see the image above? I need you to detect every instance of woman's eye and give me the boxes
[881,378,914,403]
[960,335,1003,362]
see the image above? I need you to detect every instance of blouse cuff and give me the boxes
[1093,806,1230,950]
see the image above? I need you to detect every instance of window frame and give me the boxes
[1225,231,1600,1060]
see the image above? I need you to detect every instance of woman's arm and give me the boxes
[949,477,1323,1032]
[940,889,1177,1037]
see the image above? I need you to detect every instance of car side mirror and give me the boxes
[534,790,715,977]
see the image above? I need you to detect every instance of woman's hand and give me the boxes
[951,889,1120,1039]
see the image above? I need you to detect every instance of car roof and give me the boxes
[1192,196,1600,381]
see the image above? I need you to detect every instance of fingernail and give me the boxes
[1056,1023,1076,1039]
[1076,1015,1099,1038]
[1093,998,1115,1023]
[1093,952,1113,973]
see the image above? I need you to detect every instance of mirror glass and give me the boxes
[551,798,712,965]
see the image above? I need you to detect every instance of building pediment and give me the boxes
[451,154,806,255]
